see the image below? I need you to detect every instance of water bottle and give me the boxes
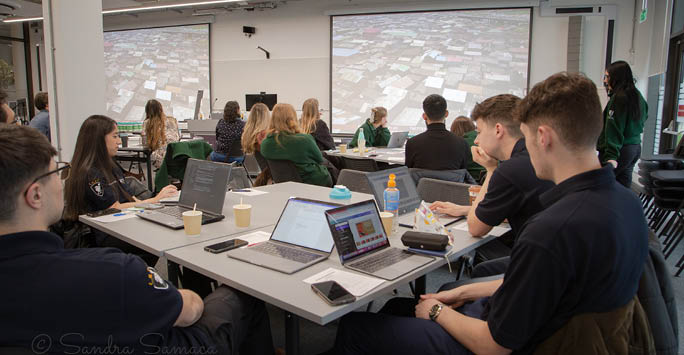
[357,128,366,156]
[383,173,400,232]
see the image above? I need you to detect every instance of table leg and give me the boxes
[285,311,300,355]
[145,152,153,191]
[414,275,426,300]
[167,261,181,287]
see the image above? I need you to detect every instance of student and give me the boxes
[430,94,554,276]
[301,98,335,151]
[597,60,648,187]
[451,115,486,181]
[348,106,391,148]
[29,92,50,141]
[0,89,16,124]
[405,94,469,170]
[241,102,271,170]
[141,99,180,169]
[261,103,332,187]
[331,72,649,354]
[210,100,245,163]
[0,124,275,354]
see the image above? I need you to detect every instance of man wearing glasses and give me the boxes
[0,125,274,355]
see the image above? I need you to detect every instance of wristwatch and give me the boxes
[429,303,444,321]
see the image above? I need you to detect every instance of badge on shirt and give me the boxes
[89,179,104,197]
[147,267,169,290]
[608,110,614,120]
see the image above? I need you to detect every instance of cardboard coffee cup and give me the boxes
[380,211,394,235]
[234,204,252,228]
[339,144,347,153]
[182,210,202,235]
[468,185,482,205]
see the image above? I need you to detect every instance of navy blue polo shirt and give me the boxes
[485,166,649,353]
[85,166,133,213]
[475,139,555,238]
[0,231,212,354]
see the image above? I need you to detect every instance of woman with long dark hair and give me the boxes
[142,99,179,169]
[210,100,245,163]
[597,60,648,187]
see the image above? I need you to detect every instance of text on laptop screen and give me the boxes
[326,202,388,261]
[180,159,230,213]
[271,199,340,252]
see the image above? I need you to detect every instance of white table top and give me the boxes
[326,147,405,165]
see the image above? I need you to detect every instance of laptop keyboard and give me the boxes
[349,248,412,273]
[158,207,214,222]
[251,242,321,264]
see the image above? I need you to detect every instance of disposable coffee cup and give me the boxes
[234,204,252,228]
[380,211,394,235]
[468,186,482,205]
[339,144,347,153]
[182,210,202,235]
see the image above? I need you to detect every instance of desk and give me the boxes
[326,147,406,165]
[116,146,153,191]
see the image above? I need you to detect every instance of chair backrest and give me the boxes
[194,134,217,149]
[243,154,261,177]
[409,168,476,186]
[341,156,378,172]
[253,151,269,171]
[225,163,252,190]
[337,169,372,194]
[416,178,473,205]
[266,159,303,183]
[226,138,244,159]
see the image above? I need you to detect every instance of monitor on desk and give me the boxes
[366,166,421,215]
[246,93,277,111]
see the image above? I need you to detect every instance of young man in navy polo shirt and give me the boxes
[431,94,554,276]
[330,72,648,354]
[0,125,274,354]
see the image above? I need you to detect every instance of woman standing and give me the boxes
[300,98,335,151]
[348,106,391,148]
[450,116,485,181]
[210,100,245,163]
[597,60,648,187]
[141,99,180,169]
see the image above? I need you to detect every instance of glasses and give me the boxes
[31,162,71,184]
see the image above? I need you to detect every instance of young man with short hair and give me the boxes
[0,125,274,354]
[29,91,50,141]
[331,72,649,355]
[404,94,470,170]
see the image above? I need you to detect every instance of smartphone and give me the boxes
[311,281,356,306]
[86,208,121,218]
[204,239,248,254]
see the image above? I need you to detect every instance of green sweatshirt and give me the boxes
[597,91,648,162]
[348,119,391,148]
[261,132,332,187]
[463,130,486,180]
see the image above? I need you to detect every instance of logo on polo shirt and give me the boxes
[89,179,104,197]
[147,267,169,290]
[608,110,614,120]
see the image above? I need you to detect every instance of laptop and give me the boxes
[366,167,462,227]
[227,198,341,274]
[325,199,434,280]
[386,131,409,148]
[138,159,230,229]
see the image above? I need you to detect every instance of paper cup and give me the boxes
[468,185,482,205]
[182,210,202,235]
[234,204,252,228]
[380,211,394,235]
[339,144,347,153]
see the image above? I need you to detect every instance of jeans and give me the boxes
[209,151,244,164]
[614,144,641,188]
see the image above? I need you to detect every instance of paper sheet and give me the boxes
[386,156,405,162]
[452,222,509,237]
[93,212,139,223]
[303,268,385,297]
[231,189,269,196]
[240,231,272,246]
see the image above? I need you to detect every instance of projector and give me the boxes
[0,0,20,20]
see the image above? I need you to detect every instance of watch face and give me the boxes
[429,304,441,320]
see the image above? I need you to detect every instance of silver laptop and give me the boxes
[386,131,409,148]
[138,159,230,229]
[227,198,341,274]
[325,200,433,280]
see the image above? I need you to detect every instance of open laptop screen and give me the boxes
[271,198,340,252]
[179,159,230,214]
[325,200,389,262]
[366,166,420,215]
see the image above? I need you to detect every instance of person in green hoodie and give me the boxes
[261,103,332,187]
[348,106,391,148]
[597,60,648,187]
[450,115,486,182]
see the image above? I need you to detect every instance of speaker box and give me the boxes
[243,26,256,35]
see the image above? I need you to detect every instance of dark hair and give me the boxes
[423,94,447,121]
[145,99,163,120]
[35,92,49,110]
[515,72,602,151]
[64,115,132,221]
[223,101,240,122]
[450,116,476,136]
[471,94,522,138]
[144,99,166,152]
[0,89,8,123]
[606,60,642,121]
[0,125,56,221]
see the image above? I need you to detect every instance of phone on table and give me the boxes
[204,239,248,254]
[87,208,121,218]
[311,281,356,306]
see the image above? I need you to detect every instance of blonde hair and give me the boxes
[269,103,302,146]
[241,102,270,154]
[370,106,387,124]
[300,98,319,134]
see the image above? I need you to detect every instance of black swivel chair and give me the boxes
[341,156,379,172]
[266,159,303,183]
